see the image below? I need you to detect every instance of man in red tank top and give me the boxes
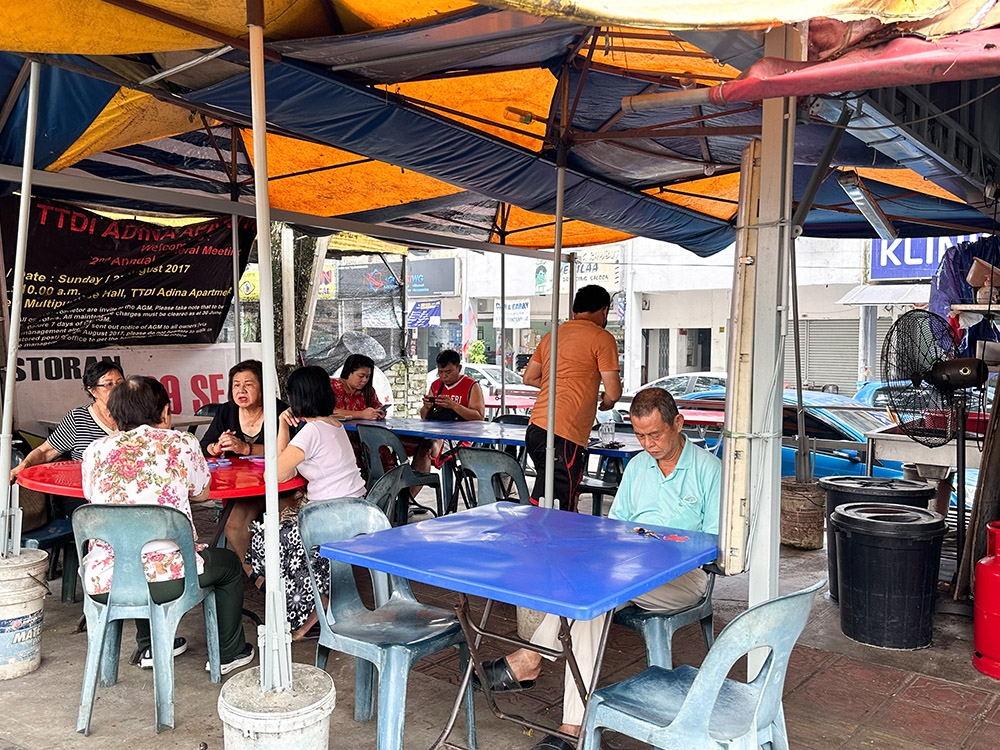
[410,349,485,480]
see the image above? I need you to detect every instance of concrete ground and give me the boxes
[1,495,998,749]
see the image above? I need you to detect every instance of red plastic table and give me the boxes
[678,408,727,427]
[17,458,304,499]
[17,458,306,547]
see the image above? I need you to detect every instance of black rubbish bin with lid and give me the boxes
[817,476,936,601]
[831,502,946,649]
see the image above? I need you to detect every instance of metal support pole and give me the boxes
[247,3,293,691]
[788,106,851,482]
[280,227,295,365]
[543,144,567,507]
[499,252,506,411]
[0,61,40,558]
[746,25,801,677]
[230,127,243,363]
[299,236,329,354]
[231,214,243,362]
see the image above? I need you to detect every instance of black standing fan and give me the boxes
[880,309,989,561]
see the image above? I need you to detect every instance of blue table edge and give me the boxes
[319,508,719,620]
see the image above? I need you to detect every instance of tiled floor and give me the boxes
[34,499,991,750]
[397,580,1000,749]
[372,498,1000,750]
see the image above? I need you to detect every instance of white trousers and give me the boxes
[528,567,709,726]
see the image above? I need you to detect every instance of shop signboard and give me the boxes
[240,260,337,301]
[407,300,442,328]
[870,235,985,281]
[337,257,457,298]
[534,246,621,295]
[493,298,531,329]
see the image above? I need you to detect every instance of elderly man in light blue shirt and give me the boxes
[472,387,721,750]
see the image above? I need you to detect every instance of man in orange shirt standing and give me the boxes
[522,285,622,511]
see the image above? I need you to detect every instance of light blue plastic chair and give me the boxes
[613,571,716,668]
[72,504,221,735]
[298,498,477,750]
[357,423,443,515]
[580,581,825,750]
[455,447,530,505]
[365,463,429,527]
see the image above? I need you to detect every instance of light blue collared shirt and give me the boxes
[609,437,721,535]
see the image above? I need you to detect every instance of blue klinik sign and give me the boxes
[870,236,984,281]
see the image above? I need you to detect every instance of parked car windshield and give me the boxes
[814,404,893,438]
[476,365,526,386]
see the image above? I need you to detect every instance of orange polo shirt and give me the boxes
[528,318,620,447]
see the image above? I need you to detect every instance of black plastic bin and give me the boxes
[831,502,946,649]
[817,476,936,600]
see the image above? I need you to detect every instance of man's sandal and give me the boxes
[531,734,575,750]
[470,657,535,693]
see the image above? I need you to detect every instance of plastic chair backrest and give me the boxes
[366,463,425,525]
[72,504,203,611]
[666,580,825,737]
[195,403,222,418]
[455,448,530,504]
[356,424,407,483]
[298,497,413,617]
[492,414,529,425]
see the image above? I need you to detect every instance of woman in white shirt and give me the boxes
[245,365,366,639]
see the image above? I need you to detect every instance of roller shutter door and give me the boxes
[783,319,861,396]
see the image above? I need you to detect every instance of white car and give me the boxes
[614,371,727,420]
[425,363,539,399]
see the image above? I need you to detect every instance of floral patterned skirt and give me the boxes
[246,504,329,631]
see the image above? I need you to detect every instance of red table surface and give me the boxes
[678,409,726,427]
[16,459,305,499]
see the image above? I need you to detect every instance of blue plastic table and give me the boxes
[343,417,644,460]
[320,502,717,746]
[319,501,718,620]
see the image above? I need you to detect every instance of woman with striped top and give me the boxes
[10,360,124,514]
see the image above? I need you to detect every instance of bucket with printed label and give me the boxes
[0,549,49,680]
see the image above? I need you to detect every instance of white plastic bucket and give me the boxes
[516,606,547,640]
[0,548,49,680]
[219,663,336,750]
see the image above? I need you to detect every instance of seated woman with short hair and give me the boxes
[246,365,366,640]
[81,376,254,675]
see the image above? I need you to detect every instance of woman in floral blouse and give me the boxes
[330,354,385,420]
[81,376,254,675]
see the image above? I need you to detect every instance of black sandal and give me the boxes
[471,657,535,693]
[531,734,575,750]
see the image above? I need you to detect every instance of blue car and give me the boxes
[678,389,904,479]
[854,377,995,414]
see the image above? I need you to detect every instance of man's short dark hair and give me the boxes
[436,349,461,368]
[287,365,336,418]
[630,387,680,424]
[108,375,170,431]
[573,285,611,314]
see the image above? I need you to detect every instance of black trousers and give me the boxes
[92,547,248,662]
[525,423,585,512]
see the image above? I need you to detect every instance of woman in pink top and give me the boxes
[246,366,366,639]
